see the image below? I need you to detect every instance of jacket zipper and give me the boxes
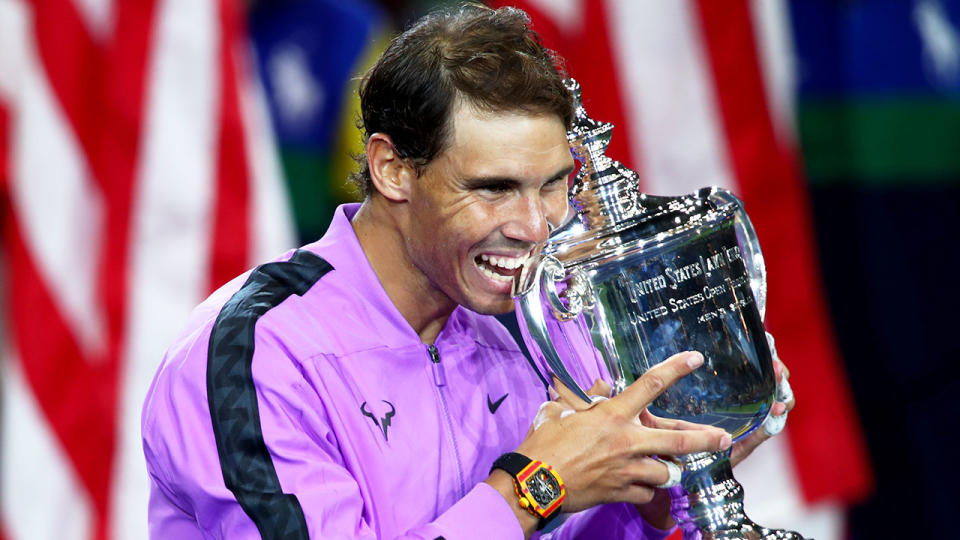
[427,344,465,498]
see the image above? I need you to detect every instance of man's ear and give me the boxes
[367,133,416,202]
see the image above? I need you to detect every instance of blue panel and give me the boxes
[250,0,386,147]
[789,0,960,96]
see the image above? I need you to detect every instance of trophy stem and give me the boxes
[671,450,808,540]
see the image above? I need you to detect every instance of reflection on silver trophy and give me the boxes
[512,80,807,539]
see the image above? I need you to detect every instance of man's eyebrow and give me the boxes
[462,176,522,189]
[550,165,575,182]
[462,165,575,189]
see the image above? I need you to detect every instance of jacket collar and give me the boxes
[304,204,481,349]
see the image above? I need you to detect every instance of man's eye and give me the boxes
[481,183,512,193]
[543,176,565,189]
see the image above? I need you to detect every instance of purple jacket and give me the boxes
[142,204,675,539]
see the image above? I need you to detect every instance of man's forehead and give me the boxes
[450,98,565,129]
[446,102,570,156]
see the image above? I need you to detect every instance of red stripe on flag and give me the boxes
[22,0,159,537]
[97,0,159,373]
[208,0,251,292]
[27,0,101,182]
[488,0,639,172]
[692,0,872,503]
[4,208,113,536]
[21,3,115,537]
[0,100,5,540]
[0,101,8,194]
[0,102,5,540]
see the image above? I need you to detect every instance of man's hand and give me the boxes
[730,354,796,467]
[507,351,731,515]
[524,345,797,531]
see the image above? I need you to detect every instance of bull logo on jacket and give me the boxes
[360,400,396,441]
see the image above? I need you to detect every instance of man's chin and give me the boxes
[463,296,515,316]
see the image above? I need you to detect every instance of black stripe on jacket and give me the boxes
[207,249,333,539]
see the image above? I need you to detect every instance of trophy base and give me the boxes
[672,450,809,540]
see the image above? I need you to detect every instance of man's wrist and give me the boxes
[486,469,540,538]
[490,452,566,531]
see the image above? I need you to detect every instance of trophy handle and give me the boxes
[708,189,767,320]
[515,255,593,404]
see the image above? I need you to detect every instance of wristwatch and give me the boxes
[491,452,566,530]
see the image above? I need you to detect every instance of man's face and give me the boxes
[404,102,574,315]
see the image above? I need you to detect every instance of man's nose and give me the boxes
[503,193,552,244]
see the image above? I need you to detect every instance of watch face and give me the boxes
[527,469,561,506]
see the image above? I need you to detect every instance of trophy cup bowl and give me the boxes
[511,80,806,539]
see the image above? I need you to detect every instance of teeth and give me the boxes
[478,251,530,271]
[478,264,513,282]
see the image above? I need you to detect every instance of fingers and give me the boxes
[550,376,593,411]
[638,409,719,432]
[609,484,658,506]
[730,424,769,466]
[760,372,795,438]
[620,457,680,492]
[776,375,796,412]
[604,457,674,505]
[761,410,787,437]
[767,331,790,382]
[631,424,731,457]
[731,402,789,467]
[762,379,793,437]
[650,456,683,488]
[608,351,704,417]
[586,378,613,399]
[731,375,795,466]
[550,377,614,412]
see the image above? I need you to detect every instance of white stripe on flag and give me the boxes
[750,0,798,147]
[1,0,108,360]
[1,355,93,540]
[109,0,219,536]
[241,44,296,265]
[606,0,735,196]
[0,0,25,101]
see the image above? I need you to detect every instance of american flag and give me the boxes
[0,0,294,538]
[490,0,874,538]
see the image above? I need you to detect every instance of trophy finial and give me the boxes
[564,78,614,161]
[562,78,646,231]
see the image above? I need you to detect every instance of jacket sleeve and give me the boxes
[143,326,528,540]
[540,504,678,540]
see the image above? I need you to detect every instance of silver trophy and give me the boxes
[512,80,806,539]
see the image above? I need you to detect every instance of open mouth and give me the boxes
[474,251,530,284]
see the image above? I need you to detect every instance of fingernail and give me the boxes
[686,352,704,369]
[720,434,732,450]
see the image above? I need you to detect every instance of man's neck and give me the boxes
[351,198,455,344]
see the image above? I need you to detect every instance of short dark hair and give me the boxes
[350,3,573,197]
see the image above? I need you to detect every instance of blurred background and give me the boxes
[1,0,957,539]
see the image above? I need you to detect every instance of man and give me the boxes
[142,5,790,539]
